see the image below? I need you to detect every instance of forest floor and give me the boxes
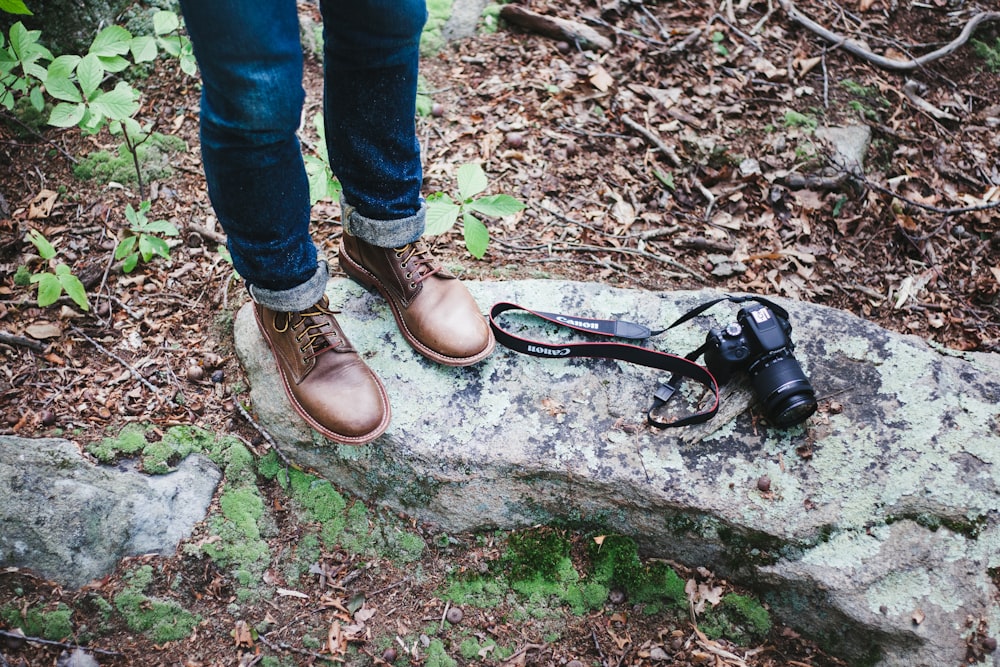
[1,0,998,665]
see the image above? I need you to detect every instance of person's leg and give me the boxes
[178,0,324,307]
[321,0,495,365]
[180,0,390,443]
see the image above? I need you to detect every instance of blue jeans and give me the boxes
[178,0,428,311]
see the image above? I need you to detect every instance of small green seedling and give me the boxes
[424,163,524,258]
[24,229,89,310]
[115,201,178,273]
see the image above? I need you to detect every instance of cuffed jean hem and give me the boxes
[248,260,329,312]
[342,199,425,248]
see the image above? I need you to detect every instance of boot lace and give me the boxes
[395,241,442,289]
[274,300,341,360]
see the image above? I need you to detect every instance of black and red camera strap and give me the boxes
[488,301,720,428]
[488,295,792,428]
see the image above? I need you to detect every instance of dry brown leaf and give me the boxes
[231,620,254,647]
[28,189,58,219]
[24,321,62,340]
[589,65,614,92]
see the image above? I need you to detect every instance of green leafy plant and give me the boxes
[0,22,50,112]
[782,110,818,131]
[303,112,343,205]
[151,9,196,77]
[972,38,1000,72]
[114,200,179,273]
[23,229,89,310]
[424,163,524,259]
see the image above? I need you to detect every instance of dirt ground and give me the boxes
[1,0,998,664]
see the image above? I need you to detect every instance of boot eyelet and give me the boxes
[409,282,416,289]
[405,272,412,279]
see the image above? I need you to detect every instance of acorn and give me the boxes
[186,365,205,382]
[382,647,398,663]
[757,476,771,493]
[445,606,464,624]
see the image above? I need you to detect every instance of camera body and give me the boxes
[704,303,817,427]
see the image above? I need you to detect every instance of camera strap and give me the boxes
[488,302,720,427]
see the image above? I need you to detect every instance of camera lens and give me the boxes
[748,353,818,427]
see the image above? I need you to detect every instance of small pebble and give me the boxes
[608,589,626,604]
[506,132,524,148]
[431,103,445,118]
[445,606,464,624]
[210,369,225,383]
[40,409,56,426]
[757,475,771,493]
[186,365,205,382]
[566,661,584,667]
[382,647,398,663]
[556,41,571,54]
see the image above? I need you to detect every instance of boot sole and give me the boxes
[253,306,391,445]
[339,246,495,367]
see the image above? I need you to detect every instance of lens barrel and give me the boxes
[748,352,818,427]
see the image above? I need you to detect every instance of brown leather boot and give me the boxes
[339,234,495,366]
[253,297,390,444]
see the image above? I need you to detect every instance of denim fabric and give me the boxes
[178,0,428,310]
[342,199,425,248]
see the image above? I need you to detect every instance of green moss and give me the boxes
[459,636,496,659]
[88,424,148,461]
[114,565,200,643]
[280,531,322,586]
[420,0,451,55]
[72,132,187,184]
[424,638,457,667]
[700,594,773,645]
[443,575,506,608]
[0,603,74,640]
[505,527,570,581]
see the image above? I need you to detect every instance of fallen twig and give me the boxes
[236,400,296,470]
[0,330,46,352]
[499,5,613,51]
[553,241,708,280]
[778,1,1000,71]
[0,629,120,657]
[620,115,718,220]
[69,325,160,397]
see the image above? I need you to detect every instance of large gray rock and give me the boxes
[236,278,1000,666]
[0,437,221,588]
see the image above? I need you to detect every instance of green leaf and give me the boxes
[153,10,180,35]
[76,52,103,99]
[0,0,32,15]
[114,236,137,260]
[179,53,197,77]
[304,155,331,204]
[48,101,85,127]
[97,54,130,73]
[462,213,489,259]
[43,61,81,102]
[57,271,89,310]
[456,163,488,201]
[89,25,131,58]
[468,194,524,218]
[28,84,42,111]
[157,35,180,58]
[142,220,179,236]
[130,35,157,63]
[90,81,139,120]
[139,234,170,261]
[26,228,55,259]
[424,196,460,235]
[33,272,60,307]
[121,252,138,273]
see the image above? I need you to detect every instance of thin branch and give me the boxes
[552,242,708,280]
[0,331,46,352]
[778,1,1000,71]
[69,325,160,397]
[0,630,120,657]
[620,115,718,219]
[236,400,295,470]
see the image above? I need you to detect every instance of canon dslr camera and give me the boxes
[704,303,817,427]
